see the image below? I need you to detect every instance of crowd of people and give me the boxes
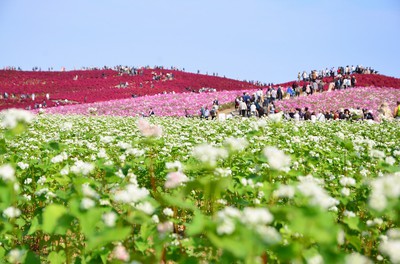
[299,65,378,81]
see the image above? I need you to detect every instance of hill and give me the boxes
[0,68,263,110]
[1,68,400,111]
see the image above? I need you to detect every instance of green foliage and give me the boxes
[0,115,399,263]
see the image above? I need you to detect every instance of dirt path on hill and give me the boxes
[219,107,236,115]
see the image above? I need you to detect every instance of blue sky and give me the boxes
[0,0,399,83]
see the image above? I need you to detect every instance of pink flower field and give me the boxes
[37,86,400,118]
[275,87,400,115]
[38,89,257,117]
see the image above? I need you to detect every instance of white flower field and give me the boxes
[0,110,399,263]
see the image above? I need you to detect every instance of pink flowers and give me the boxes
[111,243,130,262]
[275,87,400,115]
[165,171,189,188]
[35,89,257,116]
[137,119,163,137]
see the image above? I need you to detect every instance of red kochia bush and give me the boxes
[0,69,264,110]
[0,69,399,110]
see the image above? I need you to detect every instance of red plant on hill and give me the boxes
[0,68,399,110]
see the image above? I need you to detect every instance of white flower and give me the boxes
[24,178,32,185]
[387,229,400,239]
[3,206,21,218]
[192,144,228,166]
[337,229,345,245]
[0,164,15,182]
[37,175,47,185]
[35,188,49,196]
[307,254,324,264]
[240,178,248,186]
[241,207,273,226]
[217,218,236,235]
[102,212,117,227]
[60,122,73,131]
[60,167,69,175]
[23,194,31,201]
[268,112,283,123]
[125,148,145,157]
[341,187,351,196]
[51,152,68,163]
[117,141,132,150]
[99,199,111,206]
[165,161,183,172]
[100,136,114,144]
[273,185,295,198]
[370,149,385,159]
[263,146,291,171]
[97,148,108,159]
[379,238,400,264]
[164,171,188,189]
[17,162,29,170]
[343,210,356,218]
[7,249,25,263]
[345,253,372,264]
[82,183,99,199]
[157,221,173,234]
[163,207,174,217]
[223,137,249,152]
[336,132,345,140]
[255,226,281,244]
[369,172,400,211]
[81,198,95,210]
[137,119,162,137]
[339,176,356,186]
[385,156,396,165]
[217,199,227,205]
[70,160,94,176]
[152,214,160,223]
[113,184,149,204]
[297,179,339,209]
[0,108,34,129]
[214,167,232,177]
[136,201,155,215]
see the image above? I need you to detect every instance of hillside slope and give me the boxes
[1,68,399,110]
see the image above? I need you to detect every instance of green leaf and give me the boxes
[42,204,67,234]
[186,211,206,236]
[47,251,66,264]
[346,234,361,251]
[0,138,6,154]
[0,246,5,260]
[25,251,41,264]
[207,232,248,259]
[86,227,131,251]
[162,193,196,210]
[343,217,360,231]
[49,141,60,151]
[135,241,149,252]
[78,208,104,237]
[28,216,40,235]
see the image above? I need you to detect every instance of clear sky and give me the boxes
[0,0,399,83]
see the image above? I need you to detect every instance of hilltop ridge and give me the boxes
[1,68,400,110]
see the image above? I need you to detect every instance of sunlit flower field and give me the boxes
[34,86,400,119]
[0,110,399,263]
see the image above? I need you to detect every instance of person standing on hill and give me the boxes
[394,101,400,120]
[277,86,283,100]
[239,99,247,117]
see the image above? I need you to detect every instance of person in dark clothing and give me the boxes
[304,107,312,120]
[277,86,283,100]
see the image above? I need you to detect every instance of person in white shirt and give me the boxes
[250,103,257,117]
